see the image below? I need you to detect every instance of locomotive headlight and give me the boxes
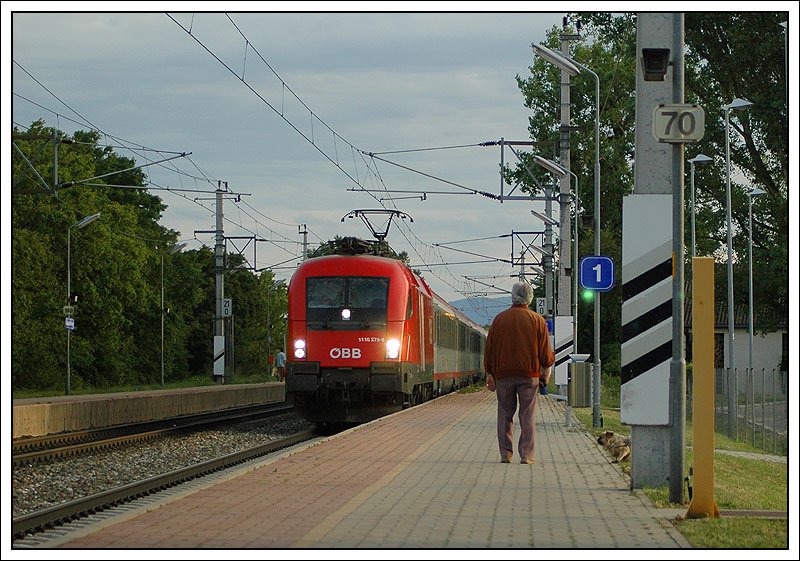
[386,338,401,359]
[341,308,351,320]
[293,339,306,359]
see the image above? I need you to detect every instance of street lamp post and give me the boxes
[66,212,101,395]
[533,43,602,426]
[533,155,580,354]
[687,154,713,258]
[724,97,752,436]
[747,187,765,393]
[161,242,188,387]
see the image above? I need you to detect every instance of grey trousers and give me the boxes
[495,376,540,461]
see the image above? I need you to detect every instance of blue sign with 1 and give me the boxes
[580,256,615,291]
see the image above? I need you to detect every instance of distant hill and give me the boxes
[449,296,509,327]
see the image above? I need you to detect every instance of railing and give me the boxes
[688,368,787,456]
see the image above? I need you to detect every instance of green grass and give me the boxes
[673,518,788,549]
[570,375,788,549]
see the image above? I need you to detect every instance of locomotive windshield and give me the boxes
[306,276,389,330]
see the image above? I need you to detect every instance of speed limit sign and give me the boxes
[652,104,705,143]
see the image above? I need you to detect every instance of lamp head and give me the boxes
[74,212,101,230]
[532,155,568,178]
[529,245,553,258]
[531,209,559,227]
[689,153,713,165]
[532,43,581,76]
[749,187,766,198]
[169,242,188,254]
[727,98,753,111]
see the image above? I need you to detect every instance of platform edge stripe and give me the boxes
[622,258,672,301]
[621,340,671,383]
[621,299,673,344]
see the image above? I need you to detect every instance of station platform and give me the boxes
[12,383,284,439]
[48,389,690,550]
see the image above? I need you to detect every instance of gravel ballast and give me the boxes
[12,414,315,518]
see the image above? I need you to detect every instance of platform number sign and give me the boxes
[652,104,705,143]
[580,256,615,292]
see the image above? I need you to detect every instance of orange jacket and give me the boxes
[483,304,554,380]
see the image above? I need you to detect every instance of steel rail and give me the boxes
[13,402,293,465]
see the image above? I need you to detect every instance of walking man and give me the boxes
[484,281,554,464]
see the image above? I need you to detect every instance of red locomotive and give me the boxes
[286,242,486,425]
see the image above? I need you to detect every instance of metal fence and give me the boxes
[688,368,787,456]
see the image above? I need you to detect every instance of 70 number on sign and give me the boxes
[652,104,705,143]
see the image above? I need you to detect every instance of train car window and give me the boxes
[306,276,389,330]
[406,289,413,320]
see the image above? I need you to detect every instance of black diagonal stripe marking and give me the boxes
[623,259,672,301]
[621,340,672,384]
[555,354,572,368]
[621,299,672,344]
[555,339,573,356]
[214,350,225,362]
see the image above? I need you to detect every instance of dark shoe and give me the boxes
[500,456,511,463]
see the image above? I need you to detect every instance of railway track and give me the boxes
[12,428,318,543]
[13,402,294,466]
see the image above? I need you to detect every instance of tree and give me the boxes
[515,12,788,374]
[12,121,181,390]
[682,12,788,335]
[515,16,637,371]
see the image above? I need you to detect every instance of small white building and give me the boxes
[686,300,787,374]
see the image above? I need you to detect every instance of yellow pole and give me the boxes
[687,257,720,518]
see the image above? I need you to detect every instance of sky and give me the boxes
[5,3,581,322]
[6,4,797,318]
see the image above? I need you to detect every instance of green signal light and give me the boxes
[581,289,595,302]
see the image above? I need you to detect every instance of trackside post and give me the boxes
[686,257,720,519]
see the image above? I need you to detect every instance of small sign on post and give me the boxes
[214,335,225,377]
[580,256,615,292]
[222,298,233,317]
[536,297,546,316]
[652,104,705,143]
[65,317,75,330]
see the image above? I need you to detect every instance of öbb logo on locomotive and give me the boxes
[329,347,362,359]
